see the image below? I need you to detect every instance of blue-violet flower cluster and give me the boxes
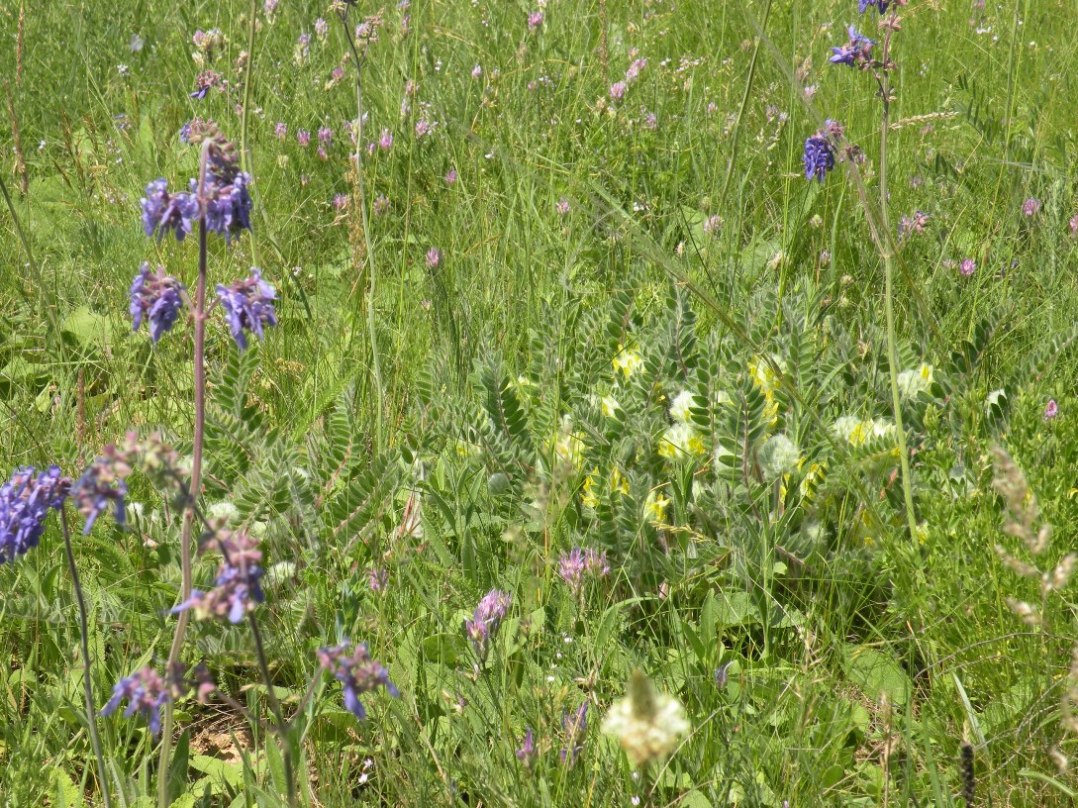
[130,263,185,342]
[216,269,278,351]
[100,666,172,737]
[72,444,131,534]
[317,642,399,720]
[0,466,69,564]
[830,26,874,68]
[173,529,265,624]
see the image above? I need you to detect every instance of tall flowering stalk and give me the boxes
[137,123,270,808]
[794,0,917,538]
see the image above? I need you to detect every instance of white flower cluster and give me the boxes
[602,670,690,767]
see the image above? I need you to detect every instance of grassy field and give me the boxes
[3,0,1078,805]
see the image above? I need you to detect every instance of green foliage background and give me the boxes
[3,0,1078,804]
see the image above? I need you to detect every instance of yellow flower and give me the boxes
[602,670,690,767]
[581,470,600,509]
[897,362,935,399]
[644,490,670,524]
[612,346,643,381]
[748,356,783,426]
[549,416,585,471]
[601,395,621,418]
[658,423,707,459]
[610,467,630,496]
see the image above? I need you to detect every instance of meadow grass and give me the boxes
[3,0,1078,805]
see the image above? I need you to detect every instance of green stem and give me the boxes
[60,508,112,808]
[239,0,261,269]
[877,23,918,540]
[339,8,384,444]
[249,615,297,807]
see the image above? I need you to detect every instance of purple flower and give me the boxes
[558,548,610,593]
[379,128,394,150]
[297,129,311,147]
[130,263,185,342]
[374,195,390,215]
[466,588,511,654]
[0,466,69,564]
[216,269,278,351]
[560,702,588,766]
[191,70,223,100]
[609,81,627,100]
[625,57,648,83]
[556,197,571,216]
[898,210,930,238]
[471,64,483,79]
[173,529,265,623]
[200,171,253,242]
[72,447,131,534]
[703,214,722,235]
[415,119,432,138]
[858,0,889,12]
[803,133,836,182]
[444,167,458,185]
[960,258,976,276]
[830,26,874,68]
[314,17,329,40]
[528,11,544,29]
[318,126,333,145]
[368,567,388,592]
[100,666,172,736]
[516,727,536,765]
[1070,214,1078,236]
[141,179,198,241]
[425,247,442,269]
[274,121,287,140]
[1045,399,1059,420]
[1023,197,1041,217]
[317,642,399,720]
[333,193,349,210]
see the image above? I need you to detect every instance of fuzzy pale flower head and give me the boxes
[658,422,706,460]
[668,390,696,424]
[602,670,690,767]
[897,363,934,399]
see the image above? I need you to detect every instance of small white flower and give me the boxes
[668,390,696,424]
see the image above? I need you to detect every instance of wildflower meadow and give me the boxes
[3,0,1078,805]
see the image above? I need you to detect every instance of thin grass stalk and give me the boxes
[876,20,918,539]
[239,0,261,269]
[339,8,384,444]
[157,139,212,808]
[60,508,112,808]
[248,615,297,806]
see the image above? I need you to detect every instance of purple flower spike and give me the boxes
[100,666,171,736]
[516,727,536,765]
[558,548,610,594]
[141,179,198,241]
[830,26,874,68]
[215,269,278,351]
[465,588,511,655]
[803,133,836,182]
[560,702,588,767]
[173,529,265,623]
[0,466,69,564]
[859,0,889,12]
[130,263,185,343]
[317,642,399,720]
[72,446,131,534]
